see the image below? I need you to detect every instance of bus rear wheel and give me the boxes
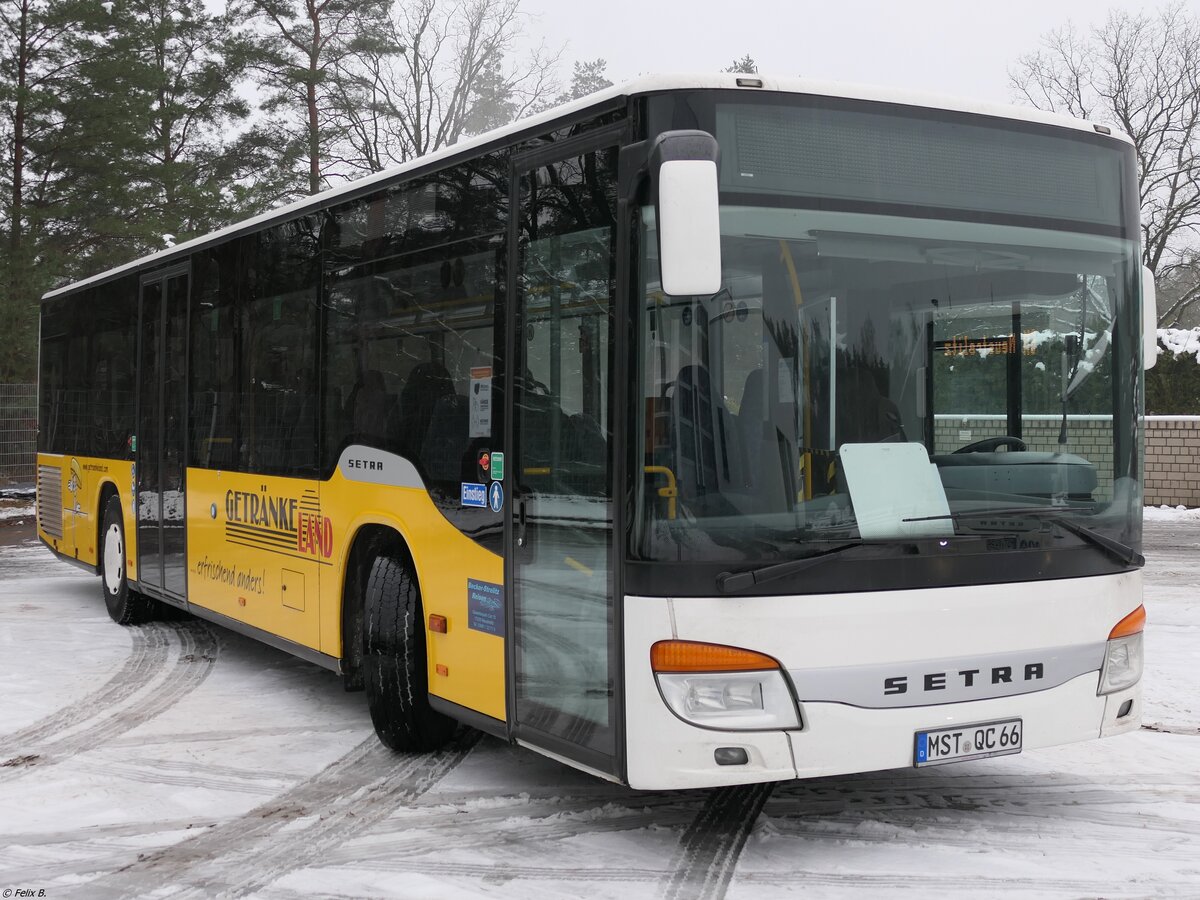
[100,494,156,626]
[362,554,455,752]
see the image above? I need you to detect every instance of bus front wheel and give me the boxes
[100,494,156,626]
[362,554,456,752]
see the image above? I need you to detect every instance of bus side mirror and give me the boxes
[1142,266,1158,370]
[651,130,722,296]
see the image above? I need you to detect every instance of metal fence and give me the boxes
[0,383,36,487]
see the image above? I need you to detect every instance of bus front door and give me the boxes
[136,269,189,606]
[509,137,622,778]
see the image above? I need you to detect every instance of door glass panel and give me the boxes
[162,274,188,597]
[137,281,163,592]
[514,146,618,758]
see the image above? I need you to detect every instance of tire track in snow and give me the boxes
[84,729,480,899]
[0,624,169,760]
[0,621,218,781]
[0,817,219,850]
[660,782,774,900]
[310,790,688,867]
[765,775,1200,837]
[71,755,289,797]
[0,543,73,579]
[737,869,1197,894]
[104,721,359,749]
[245,857,1194,897]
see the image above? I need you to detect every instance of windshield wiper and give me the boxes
[903,509,1143,567]
[717,541,862,594]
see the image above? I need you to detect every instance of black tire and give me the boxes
[363,554,456,752]
[99,494,156,626]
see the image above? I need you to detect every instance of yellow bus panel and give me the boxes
[36,452,136,580]
[186,466,506,722]
[318,468,506,722]
[186,468,324,649]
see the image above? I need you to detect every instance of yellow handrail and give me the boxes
[644,465,678,520]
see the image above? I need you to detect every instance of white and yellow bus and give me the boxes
[36,75,1155,789]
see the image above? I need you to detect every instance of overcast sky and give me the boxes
[522,0,1192,106]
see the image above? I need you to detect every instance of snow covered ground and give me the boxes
[0,514,1197,899]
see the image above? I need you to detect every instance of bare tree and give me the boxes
[1010,2,1200,325]
[325,0,559,177]
[239,0,400,195]
[1154,251,1200,327]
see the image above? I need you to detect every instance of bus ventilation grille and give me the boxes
[37,464,63,538]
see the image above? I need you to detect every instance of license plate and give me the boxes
[914,718,1022,767]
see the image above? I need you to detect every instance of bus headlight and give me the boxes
[651,640,801,730]
[1099,605,1145,695]
[1099,633,1143,695]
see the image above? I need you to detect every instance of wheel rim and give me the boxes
[103,522,124,595]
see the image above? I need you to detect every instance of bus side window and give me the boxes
[238,222,321,478]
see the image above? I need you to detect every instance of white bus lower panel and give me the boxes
[623,580,1143,790]
[791,673,1134,780]
[626,675,1140,790]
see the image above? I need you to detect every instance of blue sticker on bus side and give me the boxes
[489,481,504,512]
[461,482,487,507]
[467,578,505,636]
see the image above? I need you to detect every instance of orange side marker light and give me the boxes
[429,614,448,634]
[1109,605,1146,639]
[650,640,780,673]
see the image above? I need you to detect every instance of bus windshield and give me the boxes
[634,98,1141,568]
[636,207,1141,565]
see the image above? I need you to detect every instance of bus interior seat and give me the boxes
[736,367,794,509]
[835,367,906,445]
[399,361,455,459]
[737,367,765,489]
[667,364,743,514]
[348,368,400,450]
[421,394,470,482]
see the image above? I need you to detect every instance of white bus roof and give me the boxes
[43,73,1132,301]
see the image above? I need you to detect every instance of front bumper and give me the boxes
[623,577,1143,790]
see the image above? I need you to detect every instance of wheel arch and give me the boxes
[339,520,416,691]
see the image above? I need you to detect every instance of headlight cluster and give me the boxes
[1098,632,1143,695]
[651,640,801,731]
[1098,604,1146,696]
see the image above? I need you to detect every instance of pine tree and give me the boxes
[0,0,93,378]
[562,58,612,101]
[723,54,758,75]
[461,55,520,137]
[531,57,611,115]
[32,0,268,280]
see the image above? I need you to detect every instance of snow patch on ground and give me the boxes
[0,523,1197,897]
[0,500,34,521]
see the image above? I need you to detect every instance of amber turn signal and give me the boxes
[651,640,780,673]
[1108,605,1146,639]
[428,614,447,634]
